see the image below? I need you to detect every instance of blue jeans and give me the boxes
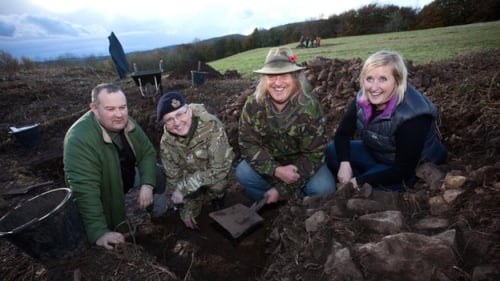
[138,163,169,217]
[326,140,415,191]
[235,160,336,201]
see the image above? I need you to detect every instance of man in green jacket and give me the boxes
[63,83,157,250]
[157,91,234,229]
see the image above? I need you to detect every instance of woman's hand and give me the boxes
[337,161,353,184]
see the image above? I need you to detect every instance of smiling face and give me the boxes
[90,90,128,132]
[264,73,297,111]
[362,65,397,110]
[162,104,192,136]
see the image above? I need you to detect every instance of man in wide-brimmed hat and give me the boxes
[235,46,336,205]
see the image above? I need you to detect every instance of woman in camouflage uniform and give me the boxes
[157,91,234,229]
[235,46,336,204]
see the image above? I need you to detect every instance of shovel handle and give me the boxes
[250,196,268,212]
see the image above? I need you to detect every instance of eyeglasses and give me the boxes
[164,105,189,126]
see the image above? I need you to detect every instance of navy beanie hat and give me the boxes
[157,91,187,121]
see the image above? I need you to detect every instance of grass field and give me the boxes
[208,20,500,78]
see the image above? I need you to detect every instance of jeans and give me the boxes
[138,163,169,217]
[326,140,415,191]
[235,160,336,201]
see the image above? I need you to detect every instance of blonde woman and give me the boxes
[326,50,447,190]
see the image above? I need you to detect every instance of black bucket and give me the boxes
[191,70,208,86]
[0,188,88,267]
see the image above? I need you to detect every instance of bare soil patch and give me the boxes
[0,50,499,281]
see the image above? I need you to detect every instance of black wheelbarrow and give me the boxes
[130,60,164,98]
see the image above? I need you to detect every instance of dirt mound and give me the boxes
[168,61,224,80]
[0,50,499,281]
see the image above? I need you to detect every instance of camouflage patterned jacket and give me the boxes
[238,94,327,198]
[159,104,234,198]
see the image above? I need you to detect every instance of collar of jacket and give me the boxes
[97,119,136,144]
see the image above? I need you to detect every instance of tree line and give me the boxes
[1,0,499,74]
[143,0,500,73]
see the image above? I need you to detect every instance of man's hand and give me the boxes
[274,165,300,184]
[138,185,153,209]
[182,216,199,230]
[96,231,125,250]
[171,190,184,204]
[264,188,280,203]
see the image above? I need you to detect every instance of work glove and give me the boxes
[171,189,184,204]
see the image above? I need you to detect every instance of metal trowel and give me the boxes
[209,197,267,239]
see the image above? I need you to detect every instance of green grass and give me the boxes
[208,21,500,78]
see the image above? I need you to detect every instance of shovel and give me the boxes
[209,196,267,239]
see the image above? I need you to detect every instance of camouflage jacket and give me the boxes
[160,104,234,197]
[238,94,327,198]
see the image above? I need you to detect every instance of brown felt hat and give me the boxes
[254,46,306,74]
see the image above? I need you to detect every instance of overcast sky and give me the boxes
[0,0,433,60]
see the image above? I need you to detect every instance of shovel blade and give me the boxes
[209,203,263,239]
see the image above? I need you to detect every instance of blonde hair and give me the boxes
[359,50,408,104]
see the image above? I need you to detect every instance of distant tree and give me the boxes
[417,0,484,28]
[439,0,468,26]
[244,28,263,50]
[465,0,500,23]
[265,27,287,47]
[0,50,19,75]
[384,7,417,32]
[212,39,228,59]
[325,16,341,38]
[21,56,36,70]
[314,19,335,39]
[415,0,499,28]
[415,1,446,29]
[337,9,360,36]
[356,4,385,34]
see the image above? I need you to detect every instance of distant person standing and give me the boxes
[63,83,158,250]
[235,46,335,205]
[316,36,321,47]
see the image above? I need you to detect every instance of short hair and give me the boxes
[360,50,408,104]
[91,83,123,105]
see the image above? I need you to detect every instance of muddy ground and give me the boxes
[0,50,499,281]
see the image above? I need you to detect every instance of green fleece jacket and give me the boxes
[63,111,157,243]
